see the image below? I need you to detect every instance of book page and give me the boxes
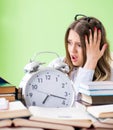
[0,101,31,119]
[99,118,113,124]
[0,119,12,127]
[29,106,92,120]
[87,104,113,118]
[13,118,74,130]
[0,98,9,110]
[0,101,26,112]
[29,106,93,128]
[8,101,27,111]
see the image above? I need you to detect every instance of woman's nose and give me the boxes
[71,44,77,53]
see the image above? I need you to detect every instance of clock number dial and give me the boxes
[25,68,74,107]
[37,77,43,83]
[45,74,51,80]
[32,84,38,90]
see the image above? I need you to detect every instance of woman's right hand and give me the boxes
[84,27,107,70]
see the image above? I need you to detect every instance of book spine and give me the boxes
[0,94,15,102]
[79,88,113,96]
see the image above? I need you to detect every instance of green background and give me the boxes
[0,0,113,87]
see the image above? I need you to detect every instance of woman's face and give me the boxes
[67,29,84,67]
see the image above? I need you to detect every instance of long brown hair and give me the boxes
[64,14,112,81]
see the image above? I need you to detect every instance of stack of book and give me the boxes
[76,81,113,128]
[0,100,113,129]
[0,77,18,102]
[78,81,113,105]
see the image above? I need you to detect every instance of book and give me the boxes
[91,116,113,129]
[0,119,44,130]
[0,117,74,130]
[80,81,113,90]
[0,100,31,119]
[12,118,75,130]
[0,119,12,127]
[0,77,17,94]
[79,87,113,96]
[0,86,17,94]
[81,113,113,129]
[79,93,113,105]
[76,101,113,127]
[0,94,16,102]
[29,106,92,128]
[0,98,9,110]
[87,104,113,118]
[1,117,113,130]
[76,100,93,111]
[98,118,113,124]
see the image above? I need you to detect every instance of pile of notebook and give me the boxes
[77,81,113,128]
[0,77,17,102]
[78,81,113,105]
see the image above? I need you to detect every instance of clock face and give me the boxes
[24,68,75,107]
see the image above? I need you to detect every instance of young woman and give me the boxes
[49,14,113,97]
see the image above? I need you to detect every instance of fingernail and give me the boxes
[105,44,108,48]
[94,27,97,30]
[98,29,101,32]
[85,35,87,39]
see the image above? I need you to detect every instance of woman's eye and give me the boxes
[67,42,72,45]
[78,43,82,47]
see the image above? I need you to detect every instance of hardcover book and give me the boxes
[79,81,113,90]
[0,77,17,94]
[79,87,113,96]
[79,93,113,105]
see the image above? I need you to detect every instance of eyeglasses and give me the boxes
[74,14,91,22]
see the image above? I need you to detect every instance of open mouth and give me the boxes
[71,55,78,62]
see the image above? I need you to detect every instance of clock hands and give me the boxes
[38,90,66,99]
[42,95,50,104]
[41,91,66,104]
[50,94,66,100]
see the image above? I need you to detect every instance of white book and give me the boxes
[87,104,113,118]
[79,87,113,96]
[99,118,113,124]
[0,101,31,119]
[91,116,113,129]
[0,98,9,110]
[29,106,93,128]
[80,81,113,90]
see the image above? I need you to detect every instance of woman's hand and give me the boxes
[84,27,107,70]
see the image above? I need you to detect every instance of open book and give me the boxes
[29,106,92,128]
[0,118,74,130]
[0,103,113,129]
[29,106,113,129]
[12,118,75,130]
[0,100,31,119]
[87,104,113,118]
[0,100,74,130]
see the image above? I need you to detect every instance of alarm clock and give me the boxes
[19,51,75,108]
